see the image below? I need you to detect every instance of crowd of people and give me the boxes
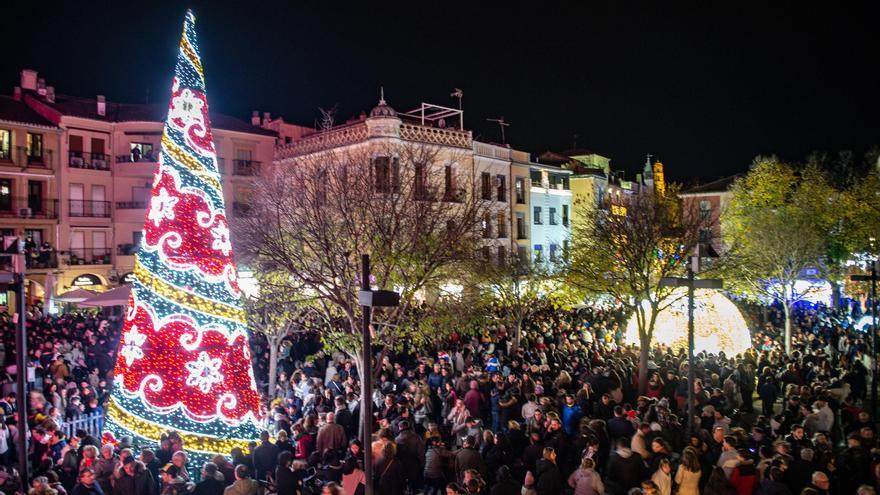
[1,299,878,495]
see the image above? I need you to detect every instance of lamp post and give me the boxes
[660,244,721,438]
[851,258,879,420]
[0,254,28,483]
[358,255,399,495]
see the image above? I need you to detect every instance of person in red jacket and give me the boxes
[729,449,759,495]
[292,423,314,461]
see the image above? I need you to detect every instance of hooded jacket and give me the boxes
[606,447,645,492]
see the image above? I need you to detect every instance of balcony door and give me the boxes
[92,185,106,216]
[93,231,107,260]
[70,231,85,259]
[0,179,12,212]
[69,183,84,216]
[28,181,43,213]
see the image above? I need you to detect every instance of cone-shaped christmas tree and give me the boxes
[104,10,263,462]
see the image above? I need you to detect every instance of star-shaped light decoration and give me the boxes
[184,351,224,393]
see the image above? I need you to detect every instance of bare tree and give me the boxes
[237,143,487,378]
[567,184,710,393]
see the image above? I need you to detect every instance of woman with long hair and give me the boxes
[674,447,702,495]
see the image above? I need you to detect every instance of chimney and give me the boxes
[251,111,260,126]
[20,69,37,91]
[97,95,106,116]
[46,86,55,103]
[262,112,271,125]
[13,87,21,101]
[37,78,46,96]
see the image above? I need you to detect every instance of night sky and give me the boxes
[6,2,878,183]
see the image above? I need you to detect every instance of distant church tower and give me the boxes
[653,160,665,195]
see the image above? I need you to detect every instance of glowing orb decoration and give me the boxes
[625,289,752,356]
[855,315,875,332]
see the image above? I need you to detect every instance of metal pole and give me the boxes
[15,269,29,483]
[872,260,877,421]
[360,255,373,495]
[686,263,696,439]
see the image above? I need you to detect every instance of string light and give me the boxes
[105,9,263,463]
[624,289,752,356]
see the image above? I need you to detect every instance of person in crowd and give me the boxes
[71,468,103,495]
[192,463,224,495]
[222,465,257,495]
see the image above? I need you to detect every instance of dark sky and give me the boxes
[6,2,878,182]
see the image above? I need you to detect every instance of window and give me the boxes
[481,172,492,200]
[533,206,542,225]
[91,138,106,158]
[133,231,143,249]
[496,213,507,238]
[130,142,155,162]
[516,212,526,239]
[496,175,506,202]
[69,183,84,216]
[562,205,569,226]
[563,239,570,260]
[482,214,492,238]
[28,181,43,213]
[700,200,712,219]
[482,246,491,262]
[0,130,9,160]
[529,170,542,183]
[533,244,543,262]
[0,179,11,211]
[374,157,390,193]
[414,162,428,200]
[497,247,507,266]
[444,165,457,200]
[549,207,557,225]
[27,133,43,162]
[550,244,558,262]
[515,177,526,204]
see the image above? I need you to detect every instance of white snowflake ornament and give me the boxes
[211,221,232,256]
[119,326,147,367]
[184,351,224,393]
[148,188,178,226]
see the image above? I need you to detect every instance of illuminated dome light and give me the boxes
[625,288,752,356]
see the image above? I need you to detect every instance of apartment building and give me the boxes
[679,175,738,253]
[510,151,531,261]
[3,69,275,301]
[0,90,62,305]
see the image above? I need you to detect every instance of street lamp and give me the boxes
[358,255,399,495]
[660,243,721,438]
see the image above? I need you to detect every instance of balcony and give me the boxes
[69,151,111,171]
[69,200,111,218]
[443,188,464,203]
[67,248,112,265]
[0,197,59,219]
[233,160,261,176]
[26,251,58,270]
[0,148,10,161]
[116,149,159,163]
[116,201,147,209]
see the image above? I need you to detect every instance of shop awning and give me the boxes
[55,288,97,303]
[80,285,132,307]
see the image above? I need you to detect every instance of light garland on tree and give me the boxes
[104,9,263,468]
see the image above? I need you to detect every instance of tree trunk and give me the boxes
[783,299,792,355]
[830,280,841,309]
[638,340,650,395]
[268,336,279,400]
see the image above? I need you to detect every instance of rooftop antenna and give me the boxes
[379,86,386,105]
[486,117,510,145]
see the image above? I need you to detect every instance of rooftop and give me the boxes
[0,95,57,128]
[31,93,277,137]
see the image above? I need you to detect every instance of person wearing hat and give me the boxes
[160,465,187,495]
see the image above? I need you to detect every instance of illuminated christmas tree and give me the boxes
[104,10,263,464]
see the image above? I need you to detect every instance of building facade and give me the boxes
[0,69,275,302]
[679,175,738,253]
[527,163,572,265]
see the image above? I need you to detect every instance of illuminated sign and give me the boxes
[72,274,102,287]
[611,204,627,216]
